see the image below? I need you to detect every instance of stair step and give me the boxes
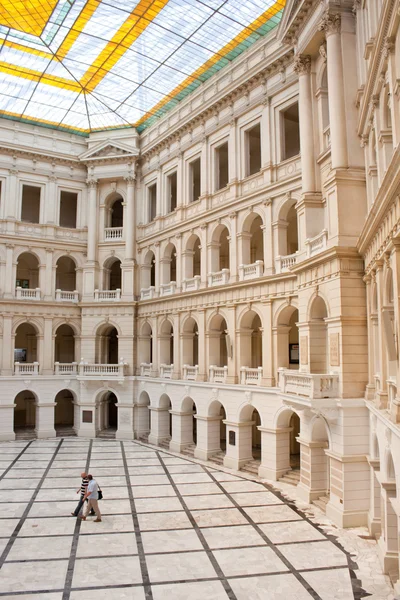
[279,469,300,486]
[313,495,330,513]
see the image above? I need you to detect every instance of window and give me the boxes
[59,191,77,228]
[282,103,300,160]
[21,185,40,223]
[190,158,201,202]
[167,172,177,213]
[148,183,157,222]
[246,123,261,176]
[216,142,229,190]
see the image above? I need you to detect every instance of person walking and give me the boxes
[71,472,89,517]
[80,474,102,522]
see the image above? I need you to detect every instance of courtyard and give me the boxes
[0,437,391,600]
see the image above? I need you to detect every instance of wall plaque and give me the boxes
[82,410,93,423]
[300,336,308,365]
[330,333,340,366]
[229,430,236,446]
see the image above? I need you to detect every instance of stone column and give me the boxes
[194,415,223,460]
[43,247,54,300]
[2,316,13,375]
[200,134,208,198]
[83,179,98,297]
[263,198,274,274]
[115,403,134,440]
[35,402,56,438]
[148,406,171,445]
[389,243,400,421]
[228,211,238,283]
[169,410,195,452]
[6,168,18,222]
[261,300,274,386]
[200,224,208,287]
[296,438,329,503]
[124,174,136,261]
[154,242,160,295]
[175,233,182,291]
[364,275,376,401]
[294,55,316,193]
[4,243,15,299]
[228,116,238,192]
[223,421,253,470]
[0,405,16,441]
[260,96,271,172]
[375,261,388,408]
[42,317,54,375]
[258,427,292,480]
[319,12,348,169]
[172,313,181,379]
[367,457,381,537]
[45,175,58,225]
[197,309,207,381]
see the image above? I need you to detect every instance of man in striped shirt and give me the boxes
[71,472,94,517]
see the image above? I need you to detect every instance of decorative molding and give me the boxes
[293,54,311,75]
[318,11,341,37]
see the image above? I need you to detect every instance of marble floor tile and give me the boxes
[70,589,146,600]
[19,516,76,537]
[146,550,216,582]
[228,573,314,600]
[76,532,138,557]
[79,514,134,533]
[259,520,326,544]
[177,483,224,496]
[207,471,243,482]
[89,459,124,467]
[161,457,192,465]
[192,507,248,527]
[138,510,191,531]
[0,478,40,489]
[170,473,214,484]
[152,580,228,600]
[130,484,177,498]
[0,559,68,592]
[141,528,203,553]
[0,489,34,502]
[278,540,348,570]
[0,501,28,517]
[5,468,46,478]
[230,491,283,506]
[201,524,266,549]
[125,458,161,466]
[0,518,19,537]
[123,452,157,459]
[134,496,183,513]
[0,594,62,600]
[8,460,50,469]
[220,481,267,493]
[184,494,235,510]
[301,567,354,599]
[166,464,205,474]
[6,534,73,560]
[243,504,302,524]
[213,546,288,577]
[128,466,166,475]
[41,477,79,489]
[72,555,143,587]
[128,474,170,486]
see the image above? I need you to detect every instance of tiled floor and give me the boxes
[0,438,375,599]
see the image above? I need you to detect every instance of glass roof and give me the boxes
[0,0,285,135]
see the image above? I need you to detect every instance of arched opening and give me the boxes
[141,251,155,290]
[183,235,201,280]
[182,317,198,369]
[54,324,75,364]
[109,196,123,228]
[158,393,173,445]
[242,214,264,266]
[210,225,230,273]
[276,200,298,271]
[182,397,197,448]
[56,256,76,291]
[289,413,300,470]
[161,243,177,285]
[136,391,151,441]
[159,320,174,366]
[250,407,262,462]
[319,65,330,150]
[309,296,328,373]
[276,306,299,373]
[103,257,122,291]
[286,205,298,255]
[208,400,227,459]
[54,389,76,436]
[14,390,37,439]
[97,391,118,438]
[381,450,399,583]
[208,314,228,373]
[275,409,301,484]
[96,325,118,364]
[139,322,153,366]
[310,418,330,508]
[16,252,40,291]
[14,323,38,368]
[240,311,262,368]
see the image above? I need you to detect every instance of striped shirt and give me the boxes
[80,477,89,497]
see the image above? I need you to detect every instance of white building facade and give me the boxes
[0,0,399,587]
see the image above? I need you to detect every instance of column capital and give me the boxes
[293,54,311,75]
[86,178,98,188]
[124,174,136,185]
[318,11,341,36]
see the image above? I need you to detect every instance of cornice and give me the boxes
[0,144,82,167]
[282,0,321,46]
[140,48,294,162]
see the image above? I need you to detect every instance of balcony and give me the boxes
[104,227,123,241]
[275,252,298,274]
[160,364,174,379]
[208,269,230,287]
[15,287,41,300]
[387,377,397,414]
[279,369,339,399]
[141,286,156,300]
[323,125,331,151]
[240,366,262,386]
[239,260,264,281]
[14,362,39,375]
[78,361,127,378]
[182,276,201,292]
[94,289,121,301]
[183,364,199,381]
[140,362,153,377]
[305,230,328,258]
[55,289,79,303]
[54,362,78,375]
[160,282,177,296]
[209,365,228,383]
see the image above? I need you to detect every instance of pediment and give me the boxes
[79,140,139,163]
[277,0,301,40]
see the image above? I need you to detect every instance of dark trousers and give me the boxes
[73,496,95,516]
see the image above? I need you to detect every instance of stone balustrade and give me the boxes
[160,364,174,379]
[306,229,328,258]
[275,253,298,274]
[279,369,339,399]
[182,276,201,292]
[14,362,39,375]
[183,364,198,381]
[140,362,153,377]
[15,287,41,300]
[239,260,264,281]
[209,365,228,383]
[55,289,79,303]
[160,282,177,296]
[104,227,123,241]
[54,362,78,375]
[240,366,263,385]
[208,269,230,287]
[140,286,156,300]
[94,289,121,301]
[78,361,126,377]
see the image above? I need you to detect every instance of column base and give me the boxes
[326,502,368,528]
[148,434,169,446]
[258,465,289,481]
[368,513,381,538]
[378,536,399,576]
[223,455,252,471]
[77,428,96,438]
[0,432,15,441]
[35,428,56,439]
[296,482,327,504]
[194,447,220,461]
[169,440,191,453]
[116,429,134,440]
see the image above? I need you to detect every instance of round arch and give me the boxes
[14,389,38,438]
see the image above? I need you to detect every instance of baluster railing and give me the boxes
[182,276,201,292]
[240,366,262,385]
[140,286,156,300]
[94,289,121,301]
[183,364,199,381]
[16,287,41,300]
[239,260,264,281]
[160,364,174,379]
[208,269,230,287]
[54,362,78,375]
[104,227,123,241]
[14,361,39,375]
[209,365,228,383]
[160,282,177,296]
[55,289,79,303]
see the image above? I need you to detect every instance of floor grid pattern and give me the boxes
[0,438,366,599]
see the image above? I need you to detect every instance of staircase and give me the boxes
[241,459,261,476]
[97,428,116,440]
[56,426,77,438]
[181,443,196,458]
[137,433,149,443]
[208,451,225,466]
[14,428,36,440]
[279,468,300,486]
[157,437,171,450]
[313,494,330,513]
